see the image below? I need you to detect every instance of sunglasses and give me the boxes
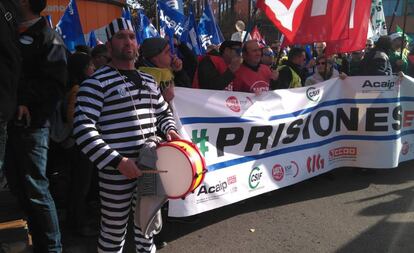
[263,51,275,57]
[316,61,327,66]
[366,44,373,47]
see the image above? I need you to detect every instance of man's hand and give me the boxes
[339,72,348,80]
[17,105,31,127]
[118,157,142,179]
[229,56,242,73]
[162,84,175,102]
[166,130,181,141]
[271,69,279,81]
[171,56,183,72]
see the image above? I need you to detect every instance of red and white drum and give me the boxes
[156,139,207,199]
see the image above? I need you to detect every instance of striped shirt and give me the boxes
[73,65,177,170]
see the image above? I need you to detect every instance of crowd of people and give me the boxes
[1,1,414,252]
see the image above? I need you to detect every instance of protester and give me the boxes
[65,52,97,237]
[305,55,346,86]
[173,37,198,82]
[4,0,67,251]
[0,0,20,189]
[137,37,191,103]
[194,40,242,90]
[314,42,326,57]
[261,46,275,67]
[73,17,180,253]
[366,39,374,52]
[389,32,409,74]
[273,47,308,89]
[232,40,279,94]
[360,35,393,76]
[91,44,110,69]
[349,51,364,76]
[230,20,252,42]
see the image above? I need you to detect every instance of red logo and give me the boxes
[401,141,410,155]
[227,175,237,185]
[272,164,284,181]
[329,147,357,160]
[307,154,325,173]
[226,96,240,112]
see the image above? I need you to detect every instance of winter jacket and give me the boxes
[0,0,20,121]
[304,68,339,86]
[361,49,392,76]
[17,17,67,127]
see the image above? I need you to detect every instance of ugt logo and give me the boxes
[307,154,325,173]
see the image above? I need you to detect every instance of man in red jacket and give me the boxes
[194,40,242,90]
[233,40,279,94]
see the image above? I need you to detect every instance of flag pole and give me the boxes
[400,0,408,60]
[243,6,257,43]
[155,0,159,30]
[388,0,401,33]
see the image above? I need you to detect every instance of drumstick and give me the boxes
[142,170,168,174]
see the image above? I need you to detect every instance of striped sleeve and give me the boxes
[73,77,122,170]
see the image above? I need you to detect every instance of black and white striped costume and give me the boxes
[73,65,176,253]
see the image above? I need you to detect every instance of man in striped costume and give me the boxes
[73,18,179,253]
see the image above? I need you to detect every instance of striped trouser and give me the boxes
[98,166,156,253]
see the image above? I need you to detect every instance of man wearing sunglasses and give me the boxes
[194,40,242,90]
[305,55,346,86]
[272,47,308,89]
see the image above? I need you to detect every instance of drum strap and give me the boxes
[114,68,158,196]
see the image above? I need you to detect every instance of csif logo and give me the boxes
[306,87,322,102]
[307,154,325,173]
[248,167,263,189]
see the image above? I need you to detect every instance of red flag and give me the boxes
[256,0,309,43]
[250,26,266,47]
[325,0,371,55]
[257,0,352,45]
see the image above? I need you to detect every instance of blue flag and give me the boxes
[136,10,159,44]
[180,5,202,55]
[88,30,97,48]
[163,0,184,14]
[122,7,132,21]
[197,0,223,53]
[157,0,186,39]
[56,0,85,52]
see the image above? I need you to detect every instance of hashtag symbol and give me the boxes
[192,129,209,156]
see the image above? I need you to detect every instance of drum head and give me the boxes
[156,145,194,198]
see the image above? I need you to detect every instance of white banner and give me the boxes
[168,75,414,217]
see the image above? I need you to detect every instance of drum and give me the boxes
[156,139,207,199]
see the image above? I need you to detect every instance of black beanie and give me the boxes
[140,37,168,59]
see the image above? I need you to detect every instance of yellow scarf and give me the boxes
[139,67,174,91]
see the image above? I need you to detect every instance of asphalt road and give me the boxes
[62,162,414,253]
